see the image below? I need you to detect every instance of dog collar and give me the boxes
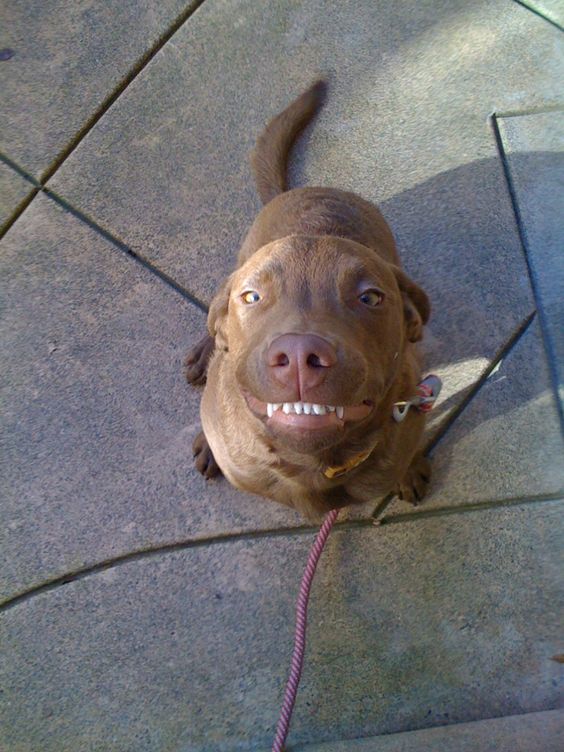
[323,374,442,479]
[323,449,373,479]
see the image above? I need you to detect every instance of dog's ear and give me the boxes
[207,275,233,349]
[392,266,430,343]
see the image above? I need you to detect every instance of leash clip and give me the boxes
[393,374,442,423]
[392,401,411,423]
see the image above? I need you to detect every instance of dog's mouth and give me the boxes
[244,393,374,431]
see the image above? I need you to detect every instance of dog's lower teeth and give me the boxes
[312,404,326,415]
[283,403,292,414]
[336,406,344,419]
[303,403,312,414]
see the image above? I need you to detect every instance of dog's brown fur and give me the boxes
[186,81,431,519]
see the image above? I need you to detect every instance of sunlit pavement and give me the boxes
[1,2,563,749]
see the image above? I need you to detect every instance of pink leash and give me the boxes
[272,507,340,752]
[270,375,442,749]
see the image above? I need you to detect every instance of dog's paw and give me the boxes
[192,431,222,480]
[396,453,431,506]
[185,334,215,386]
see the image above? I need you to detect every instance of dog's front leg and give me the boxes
[395,452,431,506]
[192,429,222,479]
[185,333,215,386]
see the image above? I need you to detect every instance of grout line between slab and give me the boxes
[0,150,210,312]
[424,309,537,455]
[2,0,210,249]
[0,519,374,614]
[0,186,40,238]
[491,114,564,432]
[288,707,564,752]
[494,103,564,119]
[512,0,564,32]
[43,187,210,313]
[370,491,395,520]
[3,494,562,614]
[377,491,564,525]
[371,310,537,520]
[39,0,209,185]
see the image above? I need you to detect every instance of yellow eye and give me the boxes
[241,290,261,305]
[358,289,384,307]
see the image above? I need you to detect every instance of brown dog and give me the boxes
[186,81,432,519]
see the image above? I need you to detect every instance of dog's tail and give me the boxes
[250,80,326,205]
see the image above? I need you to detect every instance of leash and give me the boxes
[270,375,442,749]
[271,507,340,751]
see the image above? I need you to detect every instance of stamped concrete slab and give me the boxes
[47,0,563,424]
[0,0,197,177]
[293,709,564,751]
[0,159,35,230]
[497,110,564,414]
[0,194,308,603]
[1,500,562,750]
[383,319,564,518]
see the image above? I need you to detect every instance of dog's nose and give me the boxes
[266,333,337,393]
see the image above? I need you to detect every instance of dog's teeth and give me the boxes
[269,401,339,417]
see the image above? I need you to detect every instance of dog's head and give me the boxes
[208,235,429,453]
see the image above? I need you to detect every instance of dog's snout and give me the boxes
[266,334,337,393]
[267,334,337,369]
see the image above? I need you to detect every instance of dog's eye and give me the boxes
[358,289,384,307]
[241,290,261,305]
